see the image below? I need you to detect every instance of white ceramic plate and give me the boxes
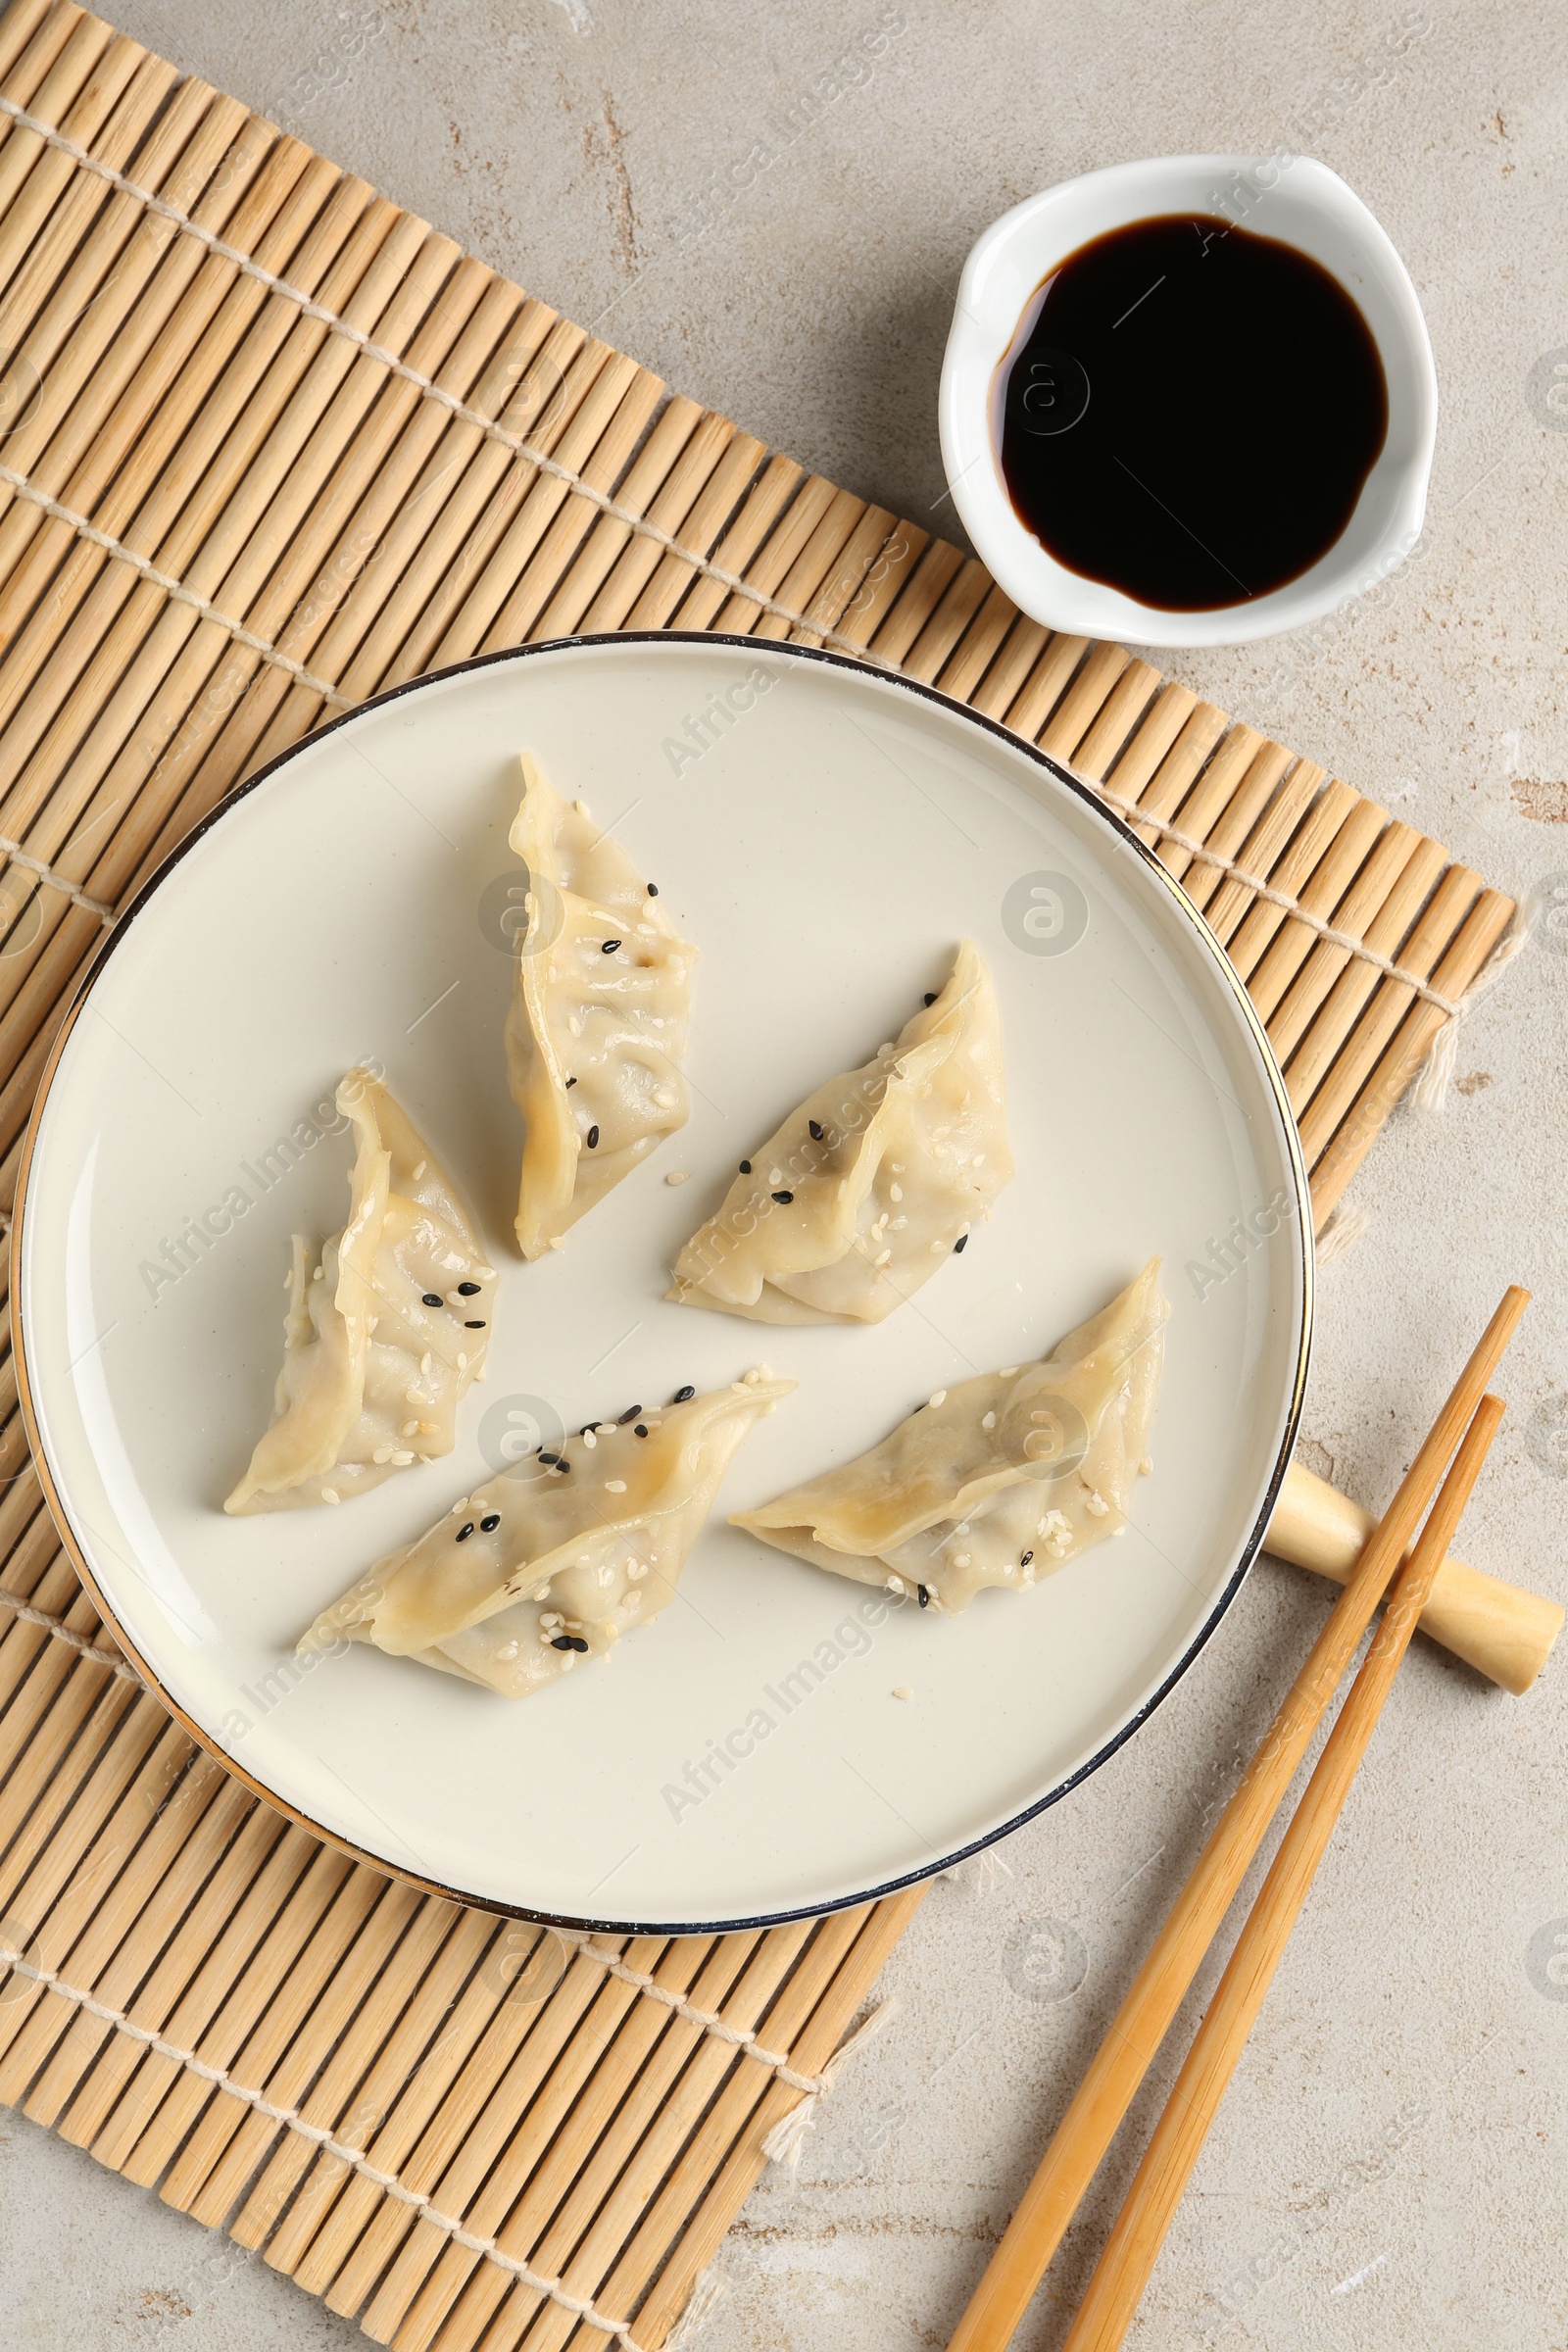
[15,635,1310,1932]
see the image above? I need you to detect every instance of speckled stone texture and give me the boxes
[3,2,1566,2346]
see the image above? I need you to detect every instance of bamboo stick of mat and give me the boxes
[1060,1389,1508,2352]
[945,1283,1529,2352]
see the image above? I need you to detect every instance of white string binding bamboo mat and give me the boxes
[0,0,1522,2342]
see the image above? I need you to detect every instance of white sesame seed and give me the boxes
[322,1488,340,1504]
[1140,1454,1154,1475]
[1086,1492,1109,1517]
[391,1450,415,1465]
[981,1411,996,1431]
[400,1420,418,1437]
[892,1687,913,1701]
[412,1159,426,1180]
[605,1479,628,1494]
[548,1236,565,1250]
[664,1170,690,1185]
[583,1430,597,1448]
[1001,1367,1018,1378]
[873,1249,892,1268]
[889,1183,903,1202]
[928,1390,947,1408]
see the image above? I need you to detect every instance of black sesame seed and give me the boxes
[647,882,659,896]
[1020,1550,1034,1567]
[739,1158,752,1174]
[808,1119,824,1141]
[601,938,621,955]
[953,1235,968,1253]
[586,1124,600,1149]
[771,1189,793,1204]
[552,1633,591,1652]
[634,1423,648,1437]
[539,1451,569,1471]
[618,1404,643,1424]
[672,1385,696,1403]
[565,1076,577,1088]
[579,1423,598,1437]
[421,1292,443,1306]
[458,1281,480,1296]
[924,992,937,1005]
[455,1522,475,1543]
[481,1513,501,1532]
[465,1318,486,1329]
[917,1583,931,1608]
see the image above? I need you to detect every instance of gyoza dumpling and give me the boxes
[298,1370,795,1696]
[507,753,698,1258]
[668,941,1012,1326]
[225,1071,496,1512]
[733,1261,1167,1610]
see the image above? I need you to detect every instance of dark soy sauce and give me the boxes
[996,214,1389,611]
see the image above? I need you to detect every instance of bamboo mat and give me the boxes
[0,0,1521,2342]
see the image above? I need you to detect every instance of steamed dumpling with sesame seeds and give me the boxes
[297,1370,796,1696]
[224,1070,496,1512]
[667,941,1012,1325]
[507,753,698,1258]
[732,1262,1167,1611]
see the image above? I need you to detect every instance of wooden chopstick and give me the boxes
[946,1286,1529,2352]
[1058,1389,1508,2351]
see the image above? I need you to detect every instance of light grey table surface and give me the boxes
[4,1,1567,2345]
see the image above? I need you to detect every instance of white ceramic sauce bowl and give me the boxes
[938,155,1438,649]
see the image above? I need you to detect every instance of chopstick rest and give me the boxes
[945,1284,1529,2352]
[1265,1458,1561,1693]
[1059,1392,1507,2352]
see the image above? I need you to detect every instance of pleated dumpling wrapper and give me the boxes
[667,940,1012,1325]
[506,753,698,1258]
[298,1370,796,1696]
[733,1260,1168,1611]
[224,1071,496,1513]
